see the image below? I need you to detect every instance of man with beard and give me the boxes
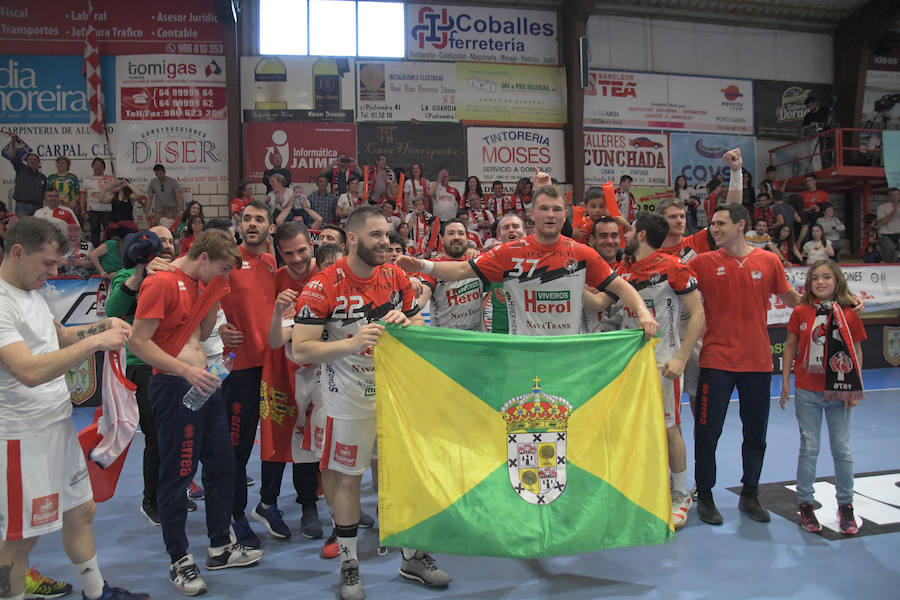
[105,226,181,525]
[606,212,705,529]
[217,201,277,547]
[398,186,658,339]
[253,222,323,542]
[417,220,486,331]
[292,206,450,600]
[486,213,525,334]
[589,216,623,268]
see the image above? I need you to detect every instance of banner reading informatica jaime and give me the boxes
[406,5,558,65]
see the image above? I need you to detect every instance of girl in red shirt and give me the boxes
[781,259,865,536]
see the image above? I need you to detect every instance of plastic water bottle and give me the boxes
[182,352,235,411]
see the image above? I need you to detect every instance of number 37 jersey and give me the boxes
[294,257,419,419]
[470,235,617,336]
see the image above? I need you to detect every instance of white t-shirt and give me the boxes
[403,178,429,205]
[0,278,72,437]
[876,200,900,235]
[432,185,459,222]
[803,240,832,263]
[83,174,116,212]
[201,308,227,362]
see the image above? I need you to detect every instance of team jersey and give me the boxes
[419,256,486,331]
[583,257,620,333]
[612,252,697,364]
[46,173,80,207]
[470,235,616,336]
[293,257,419,419]
[220,246,277,370]
[135,267,201,359]
[658,228,716,264]
[691,248,792,372]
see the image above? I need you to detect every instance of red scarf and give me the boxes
[803,301,864,405]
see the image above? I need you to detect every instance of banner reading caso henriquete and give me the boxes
[406,5,558,65]
[584,130,670,186]
[467,127,565,182]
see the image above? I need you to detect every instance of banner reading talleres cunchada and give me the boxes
[584,70,753,134]
[357,61,456,122]
[115,54,227,185]
[243,122,356,185]
[406,5,558,65]
[753,80,834,139]
[584,131,670,187]
[357,122,465,180]
[467,127,565,182]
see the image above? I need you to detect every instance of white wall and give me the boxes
[587,16,833,84]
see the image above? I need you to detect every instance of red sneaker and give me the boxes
[798,502,821,533]
[321,530,340,559]
[838,504,858,535]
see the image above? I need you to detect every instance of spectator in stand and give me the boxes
[34,189,79,233]
[274,190,322,229]
[758,165,781,197]
[771,191,801,231]
[262,150,291,194]
[524,217,536,236]
[455,210,483,249]
[180,215,204,255]
[403,163,430,213]
[3,135,46,217]
[90,221,137,280]
[381,181,401,210]
[741,169,755,211]
[802,223,834,263]
[336,177,363,226]
[745,219,780,254]
[145,164,183,224]
[381,199,401,230]
[673,175,696,232]
[173,201,204,241]
[429,169,461,223]
[467,195,494,245]
[45,156,80,213]
[60,222,95,278]
[616,174,637,221]
[489,180,518,219]
[514,177,534,215]
[0,201,13,248]
[396,221,416,256]
[773,224,803,265]
[265,173,294,219]
[367,154,395,202]
[816,203,845,261]
[231,183,254,226]
[799,174,829,242]
[802,96,834,167]
[81,157,116,247]
[876,188,900,262]
[307,173,338,225]
[753,192,774,228]
[100,179,142,224]
[703,179,726,223]
[325,153,361,196]
[463,176,483,209]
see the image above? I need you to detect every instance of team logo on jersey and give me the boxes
[716,266,726,276]
[884,326,900,367]
[751,270,763,281]
[502,377,572,505]
[389,290,400,307]
[648,272,661,285]
[564,257,579,273]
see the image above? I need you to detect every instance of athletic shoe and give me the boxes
[301,507,323,539]
[690,485,698,501]
[246,475,255,487]
[230,516,262,549]
[798,502,822,533]
[358,511,375,529]
[339,559,365,600]
[169,554,207,596]
[186,498,198,512]
[738,494,771,522]
[696,495,723,525]
[671,491,692,529]
[399,551,451,588]
[838,504,859,535]
[251,503,291,539]
[187,481,205,501]
[24,567,73,599]
[206,542,264,570]
[83,582,149,600]
[140,502,160,527]
[321,530,340,559]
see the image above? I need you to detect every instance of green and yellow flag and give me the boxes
[374,325,674,558]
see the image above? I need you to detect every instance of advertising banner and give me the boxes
[240,56,356,117]
[406,4,558,65]
[357,61,456,122]
[584,70,753,134]
[357,123,465,180]
[0,55,117,124]
[669,132,757,188]
[583,130,670,186]
[466,126,565,182]
[0,0,225,55]
[243,122,357,185]
[116,121,227,184]
[455,63,566,124]
[753,80,834,139]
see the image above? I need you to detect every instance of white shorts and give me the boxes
[0,419,93,540]
[660,369,682,428]
[319,416,376,476]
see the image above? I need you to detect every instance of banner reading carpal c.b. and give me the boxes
[375,326,673,558]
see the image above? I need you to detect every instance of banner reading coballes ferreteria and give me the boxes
[375,326,673,558]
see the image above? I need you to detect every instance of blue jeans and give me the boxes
[795,389,854,505]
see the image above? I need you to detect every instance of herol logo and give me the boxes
[410,7,455,49]
[333,442,358,467]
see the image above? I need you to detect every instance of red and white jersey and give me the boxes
[658,229,716,265]
[293,257,419,419]
[613,252,697,364]
[419,257,486,331]
[470,235,617,336]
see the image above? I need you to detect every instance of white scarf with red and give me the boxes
[803,301,864,404]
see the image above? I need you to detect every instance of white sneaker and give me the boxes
[672,491,693,529]
[169,554,207,596]
[206,542,264,570]
[340,559,365,600]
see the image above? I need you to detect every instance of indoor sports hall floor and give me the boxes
[28,369,900,600]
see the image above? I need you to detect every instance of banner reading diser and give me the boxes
[584,70,754,134]
[243,122,356,185]
[467,127,565,182]
[584,130,670,186]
